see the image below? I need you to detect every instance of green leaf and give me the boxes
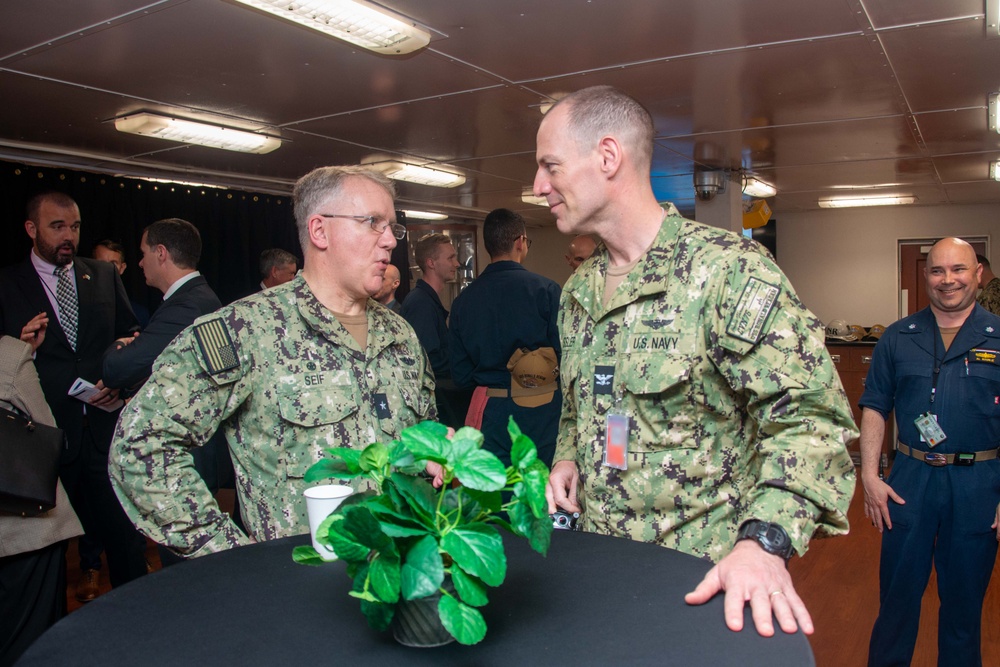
[400,421,450,463]
[361,598,395,631]
[438,595,486,645]
[450,566,489,607]
[461,487,502,516]
[342,506,391,551]
[519,461,550,519]
[389,440,424,474]
[359,442,389,473]
[368,500,434,534]
[369,549,401,603]
[440,524,506,587]
[389,473,437,524]
[507,418,539,471]
[305,459,355,483]
[454,449,507,492]
[401,535,444,600]
[325,514,371,562]
[509,501,553,556]
[446,427,483,462]
[291,545,327,565]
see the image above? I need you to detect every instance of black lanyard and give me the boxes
[930,328,941,407]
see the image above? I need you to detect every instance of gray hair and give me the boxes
[292,166,396,250]
[259,248,297,279]
[549,85,654,174]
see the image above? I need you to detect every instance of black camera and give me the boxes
[551,510,580,531]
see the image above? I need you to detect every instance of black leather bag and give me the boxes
[0,405,64,516]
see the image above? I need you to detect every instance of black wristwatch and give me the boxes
[736,520,794,562]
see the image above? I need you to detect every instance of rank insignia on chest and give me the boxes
[193,318,239,374]
[594,365,615,395]
[373,392,391,419]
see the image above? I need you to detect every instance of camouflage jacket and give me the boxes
[110,275,435,557]
[556,206,857,562]
[978,277,1000,317]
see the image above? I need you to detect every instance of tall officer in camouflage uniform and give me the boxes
[110,166,436,558]
[861,239,1000,666]
[536,86,857,637]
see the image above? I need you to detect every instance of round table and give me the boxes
[17,530,814,666]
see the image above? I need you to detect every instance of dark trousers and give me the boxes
[0,541,67,667]
[868,460,999,667]
[59,421,147,588]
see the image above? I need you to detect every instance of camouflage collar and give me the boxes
[566,205,683,320]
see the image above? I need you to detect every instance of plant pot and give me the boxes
[391,579,456,648]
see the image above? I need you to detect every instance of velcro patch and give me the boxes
[193,318,239,374]
[726,277,780,343]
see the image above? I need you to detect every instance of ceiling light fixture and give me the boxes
[991,160,1000,181]
[401,210,447,220]
[365,160,465,188]
[230,0,430,55]
[114,112,281,154]
[521,188,548,207]
[742,175,776,198]
[990,93,1000,133]
[817,195,916,209]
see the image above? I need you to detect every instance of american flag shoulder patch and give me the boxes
[193,318,239,374]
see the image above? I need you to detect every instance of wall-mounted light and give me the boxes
[230,0,430,55]
[991,160,1000,181]
[521,188,548,206]
[742,175,776,198]
[114,112,281,154]
[401,210,447,220]
[362,160,465,188]
[818,195,916,208]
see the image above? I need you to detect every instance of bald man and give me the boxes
[375,264,402,313]
[564,234,597,271]
[861,237,1000,666]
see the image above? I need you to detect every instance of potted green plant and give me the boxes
[292,417,553,646]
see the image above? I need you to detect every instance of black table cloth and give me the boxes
[17,530,814,666]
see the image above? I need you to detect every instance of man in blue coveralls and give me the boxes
[861,237,1000,666]
[449,208,562,466]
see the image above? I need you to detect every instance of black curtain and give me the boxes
[0,160,300,309]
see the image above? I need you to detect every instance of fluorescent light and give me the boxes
[123,175,226,189]
[991,93,1000,133]
[521,188,548,206]
[992,161,1000,181]
[364,160,465,188]
[231,0,430,55]
[818,195,916,208]
[742,175,776,198]
[401,210,447,220]
[115,113,280,154]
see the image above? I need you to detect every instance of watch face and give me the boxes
[739,520,792,560]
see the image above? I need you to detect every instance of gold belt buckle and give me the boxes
[924,452,947,467]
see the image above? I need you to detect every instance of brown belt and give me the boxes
[484,385,555,399]
[896,441,999,467]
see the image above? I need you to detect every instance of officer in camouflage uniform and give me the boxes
[536,86,857,637]
[110,166,435,558]
[977,253,1000,316]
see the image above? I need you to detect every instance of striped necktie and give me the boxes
[54,265,78,350]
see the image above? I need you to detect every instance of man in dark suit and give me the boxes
[0,191,146,597]
[103,218,221,390]
[103,218,226,563]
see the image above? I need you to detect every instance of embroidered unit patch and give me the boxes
[727,277,780,343]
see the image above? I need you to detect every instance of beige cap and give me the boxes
[506,347,560,408]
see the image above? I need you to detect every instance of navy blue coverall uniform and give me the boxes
[860,304,1000,666]
[449,261,562,466]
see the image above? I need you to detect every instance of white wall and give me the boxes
[777,203,998,327]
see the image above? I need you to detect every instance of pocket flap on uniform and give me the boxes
[277,386,358,427]
[621,355,693,395]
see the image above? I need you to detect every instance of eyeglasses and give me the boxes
[319,214,406,240]
[521,234,533,248]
